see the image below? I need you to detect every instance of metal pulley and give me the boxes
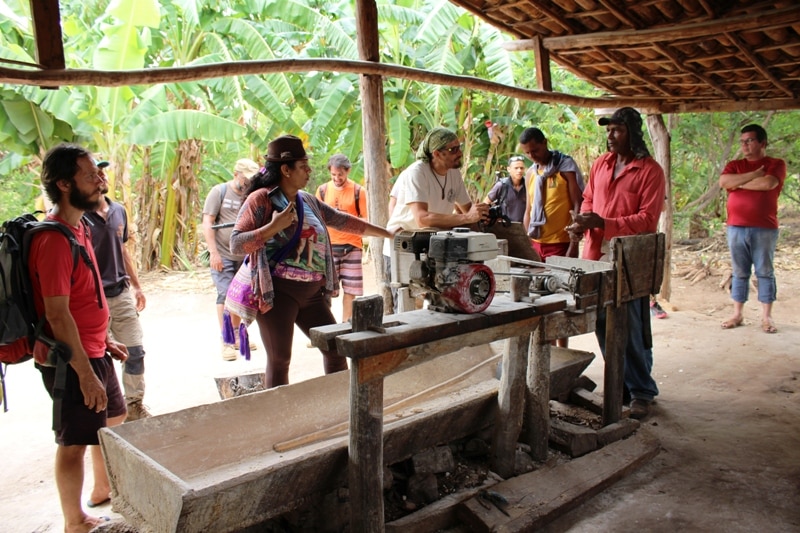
[437,263,495,314]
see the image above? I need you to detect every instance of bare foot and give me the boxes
[65,514,108,533]
[721,316,743,329]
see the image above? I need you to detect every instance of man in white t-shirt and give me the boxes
[387,127,488,232]
[385,127,489,309]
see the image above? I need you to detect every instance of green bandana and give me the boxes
[415,127,458,162]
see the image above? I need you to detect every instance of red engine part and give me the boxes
[439,263,495,313]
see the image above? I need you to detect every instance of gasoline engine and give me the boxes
[391,228,498,313]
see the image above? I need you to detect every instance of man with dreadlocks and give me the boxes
[567,107,665,420]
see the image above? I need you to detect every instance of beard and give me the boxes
[69,184,102,211]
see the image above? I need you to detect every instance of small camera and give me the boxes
[480,171,512,231]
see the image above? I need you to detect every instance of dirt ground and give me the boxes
[2,235,799,533]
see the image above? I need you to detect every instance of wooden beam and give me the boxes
[0,59,647,109]
[646,115,673,301]
[348,295,386,533]
[2,58,799,115]
[532,36,552,92]
[726,32,795,98]
[501,5,800,52]
[355,0,391,304]
[526,323,550,461]
[651,42,736,100]
[590,46,673,97]
[29,0,65,70]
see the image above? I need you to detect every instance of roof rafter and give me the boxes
[502,5,800,52]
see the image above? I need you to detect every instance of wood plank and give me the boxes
[491,333,530,478]
[322,296,566,360]
[526,325,550,461]
[602,304,627,425]
[548,348,595,400]
[30,0,65,70]
[516,5,800,51]
[457,429,661,532]
[385,478,500,533]
[549,418,598,458]
[540,309,597,343]
[610,233,665,302]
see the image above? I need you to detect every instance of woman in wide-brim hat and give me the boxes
[231,135,396,387]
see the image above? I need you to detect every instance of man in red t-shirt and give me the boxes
[30,144,129,532]
[315,154,368,322]
[719,124,786,334]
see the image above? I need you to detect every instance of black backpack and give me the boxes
[0,213,102,426]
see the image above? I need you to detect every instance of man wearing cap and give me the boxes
[84,160,151,422]
[567,107,665,420]
[484,155,528,223]
[315,154,367,323]
[202,158,261,360]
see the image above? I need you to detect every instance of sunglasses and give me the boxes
[508,156,525,163]
[443,143,463,154]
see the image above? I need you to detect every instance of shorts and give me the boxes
[332,244,363,296]
[38,354,126,446]
[210,257,244,304]
[532,240,570,260]
[106,287,144,347]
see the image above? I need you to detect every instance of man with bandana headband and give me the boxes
[387,127,489,232]
[384,127,490,311]
[567,107,665,420]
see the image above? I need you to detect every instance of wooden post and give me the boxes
[602,303,627,425]
[647,114,672,301]
[348,294,385,533]
[355,0,391,310]
[395,286,414,313]
[491,276,531,477]
[527,322,551,461]
[30,0,65,70]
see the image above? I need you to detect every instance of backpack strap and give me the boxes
[319,182,363,218]
[496,178,511,205]
[214,183,228,224]
[354,184,362,218]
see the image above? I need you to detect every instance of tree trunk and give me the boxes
[647,114,672,301]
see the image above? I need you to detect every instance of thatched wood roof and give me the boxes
[450,0,800,113]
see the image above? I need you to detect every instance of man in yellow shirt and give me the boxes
[315,154,367,322]
[520,127,584,259]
